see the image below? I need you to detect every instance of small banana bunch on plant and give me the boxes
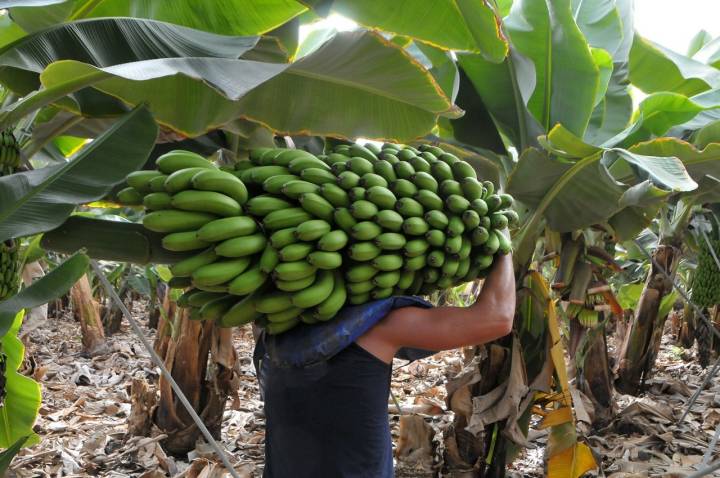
[0,129,21,300]
[117,142,517,334]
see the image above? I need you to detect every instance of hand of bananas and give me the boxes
[691,233,720,308]
[117,143,517,335]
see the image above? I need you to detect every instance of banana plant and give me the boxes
[333,0,720,474]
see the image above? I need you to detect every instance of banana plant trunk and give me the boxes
[616,243,680,394]
[568,319,613,424]
[152,293,238,455]
[70,274,108,356]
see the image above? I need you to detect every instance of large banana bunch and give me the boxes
[118,143,516,334]
[0,129,20,301]
[691,235,720,309]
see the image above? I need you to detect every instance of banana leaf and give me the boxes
[0,251,88,338]
[504,0,600,137]
[0,106,157,242]
[0,18,260,116]
[0,435,29,472]
[25,30,457,140]
[629,35,720,96]
[302,0,508,62]
[0,312,40,447]
[7,0,305,36]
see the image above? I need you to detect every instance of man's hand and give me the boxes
[357,249,517,363]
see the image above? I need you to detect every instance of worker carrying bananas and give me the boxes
[254,248,515,478]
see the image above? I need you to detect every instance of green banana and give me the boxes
[445,194,470,214]
[192,169,249,204]
[396,197,424,217]
[390,179,418,198]
[143,210,216,233]
[263,208,313,230]
[256,291,295,314]
[314,272,347,320]
[126,170,166,191]
[349,293,370,305]
[372,254,403,272]
[299,192,335,221]
[371,287,393,299]
[317,230,349,252]
[375,232,406,251]
[404,239,429,258]
[373,160,397,182]
[366,186,397,209]
[267,307,304,323]
[348,157,374,176]
[274,261,316,281]
[402,217,429,236]
[425,229,446,247]
[171,248,218,277]
[197,216,258,242]
[215,233,267,257]
[409,156,431,173]
[143,192,172,210]
[412,172,438,194]
[359,173,388,189]
[349,144,378,162]
[172,190,241,217]
[396,270,415,290]
[162,231,210,252]
[245,195,293,216]
[164,167,212,193]
[334,207,358,232]
[375,210,404,231]
[266,317,300,334]
[249,165,291,184]
[276,273,317,292]
[351,221,382,241]
[282,180,320,199]
[348,280,374,294]
[219,292,262,327]
[462,210,481,229]
[289,156,331,174]
[279,243,315,262]
[425,210,449,229]
[199,295,238,321]
[427,249,445,267]
[295,219,332,241]
[307,251,343,270]
[346,264,378,282]
[263,174,301,194]
[349,242,382,261]
[301,167,336,185]
[337,171,361,190]
[439,179,462,198]
[373,270,401,288]
[415,189,443,210]
[446,216,465,237]
[319,183,350,207]
[156,150,216,174]
[260,247,280,273]
[393,161,415,180]
[460,178,483,201]
[270,227,298,249]
[117,187,143,205]
[349,200,378,220]
[228,264,268,295]
[292,270,335,308]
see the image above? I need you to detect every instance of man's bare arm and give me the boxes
[357,253,516,362]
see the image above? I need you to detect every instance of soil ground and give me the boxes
[8,301,720,477]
